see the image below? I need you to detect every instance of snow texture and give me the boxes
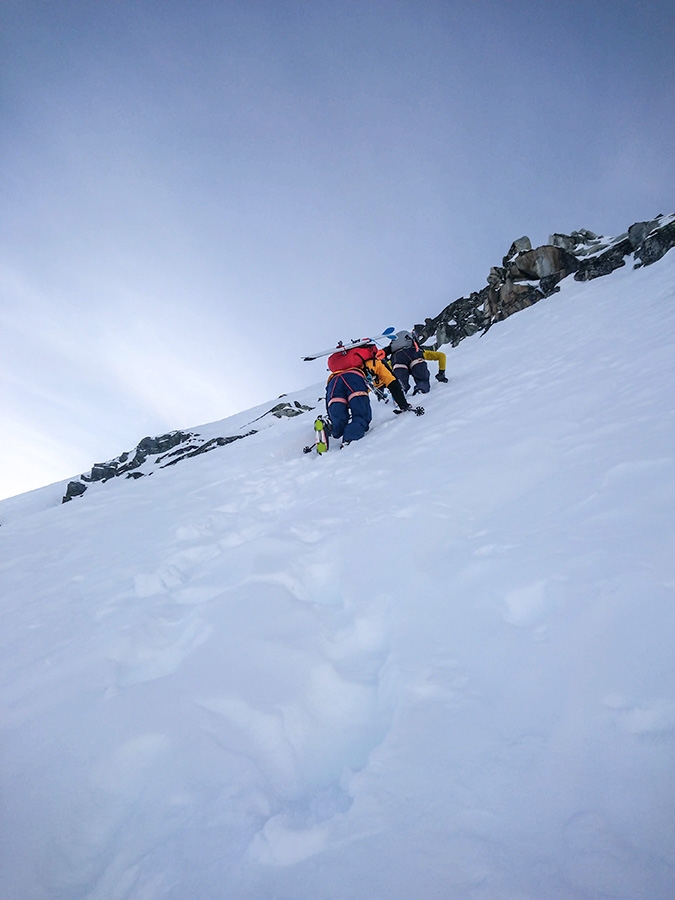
[1,254,675,899]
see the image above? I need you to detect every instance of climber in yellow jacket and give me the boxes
[366,350,404,393]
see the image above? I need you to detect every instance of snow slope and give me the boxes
[1,254,674,900]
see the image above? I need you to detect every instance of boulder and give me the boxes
[549,233,576,252]
[84,463,119,483]
[62,481,87,503]
[550,230,607,256]
[573,229,599,242]
[628,219,660,249]
[502,236,532,265]
[136,432,193,456]
[510,246,579,281]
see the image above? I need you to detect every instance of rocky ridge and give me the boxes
[62,400,313,503]
[414,213,675,347]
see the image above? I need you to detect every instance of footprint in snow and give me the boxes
[108,608,213,687]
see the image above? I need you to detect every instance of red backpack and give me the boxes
[327,345,375,373]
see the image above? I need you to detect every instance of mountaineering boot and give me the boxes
[435,370,449,383]
[387,378,409,414]
[315,416,329,454]
[304,416,330,454]
[393,405,425,416]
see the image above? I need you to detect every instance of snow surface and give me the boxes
[1,254,675,900]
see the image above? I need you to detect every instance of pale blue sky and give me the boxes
[2,0,673,499]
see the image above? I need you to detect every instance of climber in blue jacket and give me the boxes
[388,330,431,395]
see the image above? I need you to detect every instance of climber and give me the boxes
[326,343,421,445]
[388,330,431,395]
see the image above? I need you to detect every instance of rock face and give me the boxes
[250,401,314,422]
[633,218,675,267]
[508,246,579,281]
[574,238,633,281]
[415,213,674,346]
[63,481,87,502]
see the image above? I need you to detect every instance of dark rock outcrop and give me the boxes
[60,396,316,503]
[62,481,88,503]
[157,432,257,467]
[415,213,674,348]
[574,238,632,281]
[498,279,545,317]
[250,401,314,423]
[508,246,579,281]
[633,218,675,267]
[503,236,532,265]
[416,293,488,347]
[78,431,196,485]
[628,219,660,249]
[61,428,255,502]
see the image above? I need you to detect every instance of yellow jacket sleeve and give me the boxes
[423,349,446,369]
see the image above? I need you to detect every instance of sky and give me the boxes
[1,0,674,500]
[1,251,674,899]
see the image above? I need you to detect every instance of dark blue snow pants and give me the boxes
[392,348,430,394]
[326,370,372,442]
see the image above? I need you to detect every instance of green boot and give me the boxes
[314,416,330,453]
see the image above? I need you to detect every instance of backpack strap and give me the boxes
[327,370,369,406]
